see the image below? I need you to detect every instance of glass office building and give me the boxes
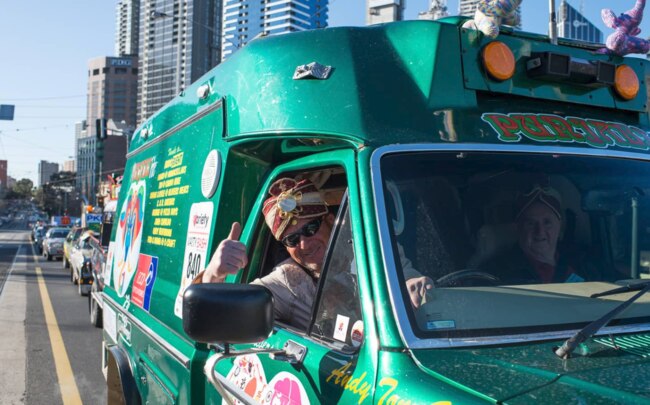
[222,0,328,61]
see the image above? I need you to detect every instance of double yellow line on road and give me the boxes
[31,245,83,405]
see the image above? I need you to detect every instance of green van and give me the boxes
[102,17,650,404]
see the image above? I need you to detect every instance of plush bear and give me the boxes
[599,0,650,56]
[462,0,523,39]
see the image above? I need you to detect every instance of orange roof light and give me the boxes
[614,65,640,101]
[482,41,515,81]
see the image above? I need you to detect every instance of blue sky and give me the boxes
[0,0,645,184]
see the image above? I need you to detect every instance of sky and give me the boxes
[0,0,646,185]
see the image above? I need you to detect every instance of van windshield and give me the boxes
[379,151,650,340]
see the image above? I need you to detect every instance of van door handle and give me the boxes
[270,340,307,365]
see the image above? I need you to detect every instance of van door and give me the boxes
[205,153,377,404]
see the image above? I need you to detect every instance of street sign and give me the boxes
[0,105,15,121]
[86,213,103,223]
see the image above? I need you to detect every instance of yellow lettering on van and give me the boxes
[179,185,189,194]
[170,208,178,216]
[378,378,411,405]
[164,152,184,169]
[325,363,371,404]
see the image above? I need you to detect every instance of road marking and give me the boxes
[33,244,83,405]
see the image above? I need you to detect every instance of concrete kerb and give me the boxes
[0,245,27,404]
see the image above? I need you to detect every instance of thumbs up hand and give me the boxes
[202,222,249,283]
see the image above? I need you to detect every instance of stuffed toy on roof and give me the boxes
[599,0,650,56]
[462,0,523,39]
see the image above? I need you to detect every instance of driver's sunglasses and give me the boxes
[280,217,322,248]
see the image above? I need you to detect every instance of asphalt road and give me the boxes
[0,219,106,404]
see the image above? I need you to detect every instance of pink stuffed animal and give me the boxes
[599,0,650,55]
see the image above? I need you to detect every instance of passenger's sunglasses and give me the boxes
[280,217,322,248]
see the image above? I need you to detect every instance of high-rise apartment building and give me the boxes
[137,0,223,123]
[87,56,139,136]
[38,161,59,187]
[79,56,136,203]
[366,0,402,25]
[222,0,328,60]
[419,0,448,21]
[459,0,521,28]
[557,0,602,43]
[63,160,75,173]
[115,0,140,56]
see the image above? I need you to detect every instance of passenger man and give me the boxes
[199,177,433,329]
[484,184,590,284]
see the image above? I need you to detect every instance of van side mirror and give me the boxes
[182,284,274,344]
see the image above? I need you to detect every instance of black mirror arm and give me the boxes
[204,346,289,405]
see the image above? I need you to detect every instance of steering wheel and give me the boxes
[435,270,500,287]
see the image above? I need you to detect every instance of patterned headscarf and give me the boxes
[516,185,563,221]
[262,178,329,240]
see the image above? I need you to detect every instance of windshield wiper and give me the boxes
[590,280,650,298]
[554,283,650,359]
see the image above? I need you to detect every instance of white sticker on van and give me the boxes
[174,201,214,318]
[104,242,115,287]
[223,354,267,405]
[103,304,117,343]
[113,180,147,297]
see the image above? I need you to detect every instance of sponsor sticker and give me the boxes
[131,254,158,311]
[260,372,309,405]
[113,180,147,297]
[350,320,364,348]
[174,202,214,318]
[104,242,115,287]
[224,355,267,405]
[103,304,117,343]
[333,314,350,342]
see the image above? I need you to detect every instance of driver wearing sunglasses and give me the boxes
[198,177,432,330]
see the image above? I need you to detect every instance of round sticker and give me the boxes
[224,355,267,405]
[201,150,221,199]
[260,372,309,405]
[351,320,364,348]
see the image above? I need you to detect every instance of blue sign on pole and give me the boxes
[0,105,15,121]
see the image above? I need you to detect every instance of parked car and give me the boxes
[88,238,106,328]
[32,226,49,253]
[69,230,97,296]
[41,227,69,261]
[62,226,85,269]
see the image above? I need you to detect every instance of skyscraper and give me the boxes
[222,0,328,61]
[419,0,448,21]
[557,0,602,43]
[78,56,136,203]
[87,56,138,136]
[367,0,403,25]
[38,161,59,187]
[137,0,223,123]
[115,0,140,57]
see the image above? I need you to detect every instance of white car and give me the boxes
[42,227,69,261]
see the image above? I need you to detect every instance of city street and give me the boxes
[0,219,105,405]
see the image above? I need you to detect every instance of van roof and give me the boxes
[130,18,650,156]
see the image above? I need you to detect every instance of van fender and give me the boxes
[106,344,142,405]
